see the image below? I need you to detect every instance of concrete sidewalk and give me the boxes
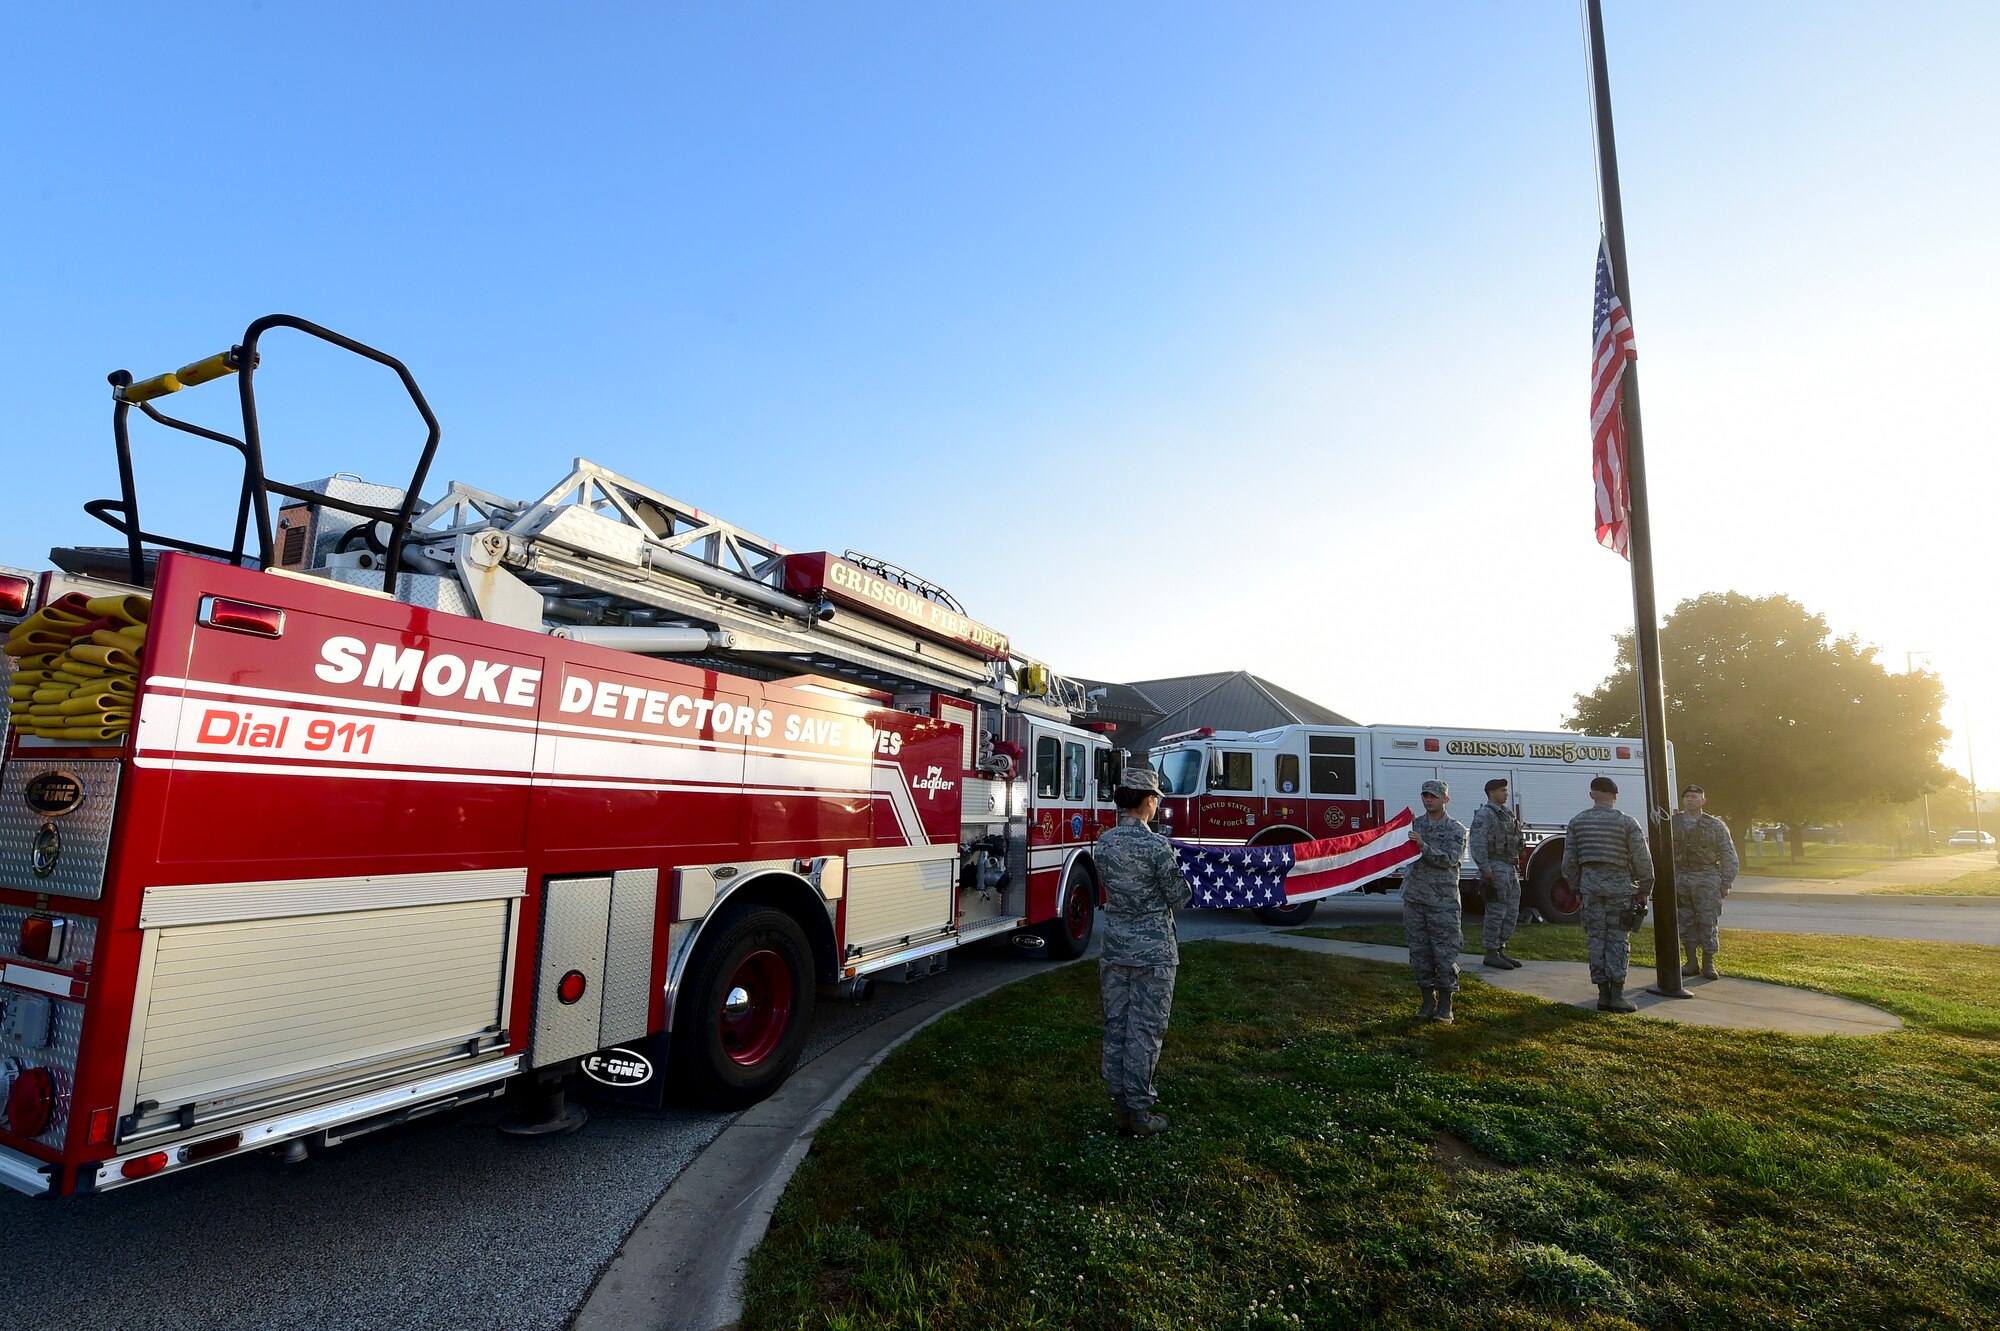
[1236,934,1902,1036]
[574,930,1901,1331]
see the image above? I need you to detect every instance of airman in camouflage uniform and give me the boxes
[1097,767,1193,1137]
[1672,784,1738,980]
[1470,778,1526,970]
[1561,776,1655,1013]
[1404,780,1471,1023]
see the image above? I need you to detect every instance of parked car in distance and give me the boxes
[1946,830,1996,850]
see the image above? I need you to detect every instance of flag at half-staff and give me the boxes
[1173,810,1422,911]
[1591,240,1637,559]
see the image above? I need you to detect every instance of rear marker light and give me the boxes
[87,1107,114,1147]
[182,1132,243,1164]
[121,1152,170,1179]
[198,595,285,638]
[1616,746,1631,760]
[557,970,588,1005]
[0,573,31,617]
[4,1066,54,1138]
[1424,738,1440,752]
[19,914,64,964]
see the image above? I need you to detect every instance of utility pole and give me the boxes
[1584,0,1687,998]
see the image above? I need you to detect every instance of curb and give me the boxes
[1731,891,2000,908]
[570,955,1074,1331]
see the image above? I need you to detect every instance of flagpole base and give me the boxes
[1648,984,1693,999]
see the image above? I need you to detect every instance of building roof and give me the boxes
[1113,670,1356,752]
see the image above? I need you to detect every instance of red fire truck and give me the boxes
[0,317,1125,1197]
[1148,722,1667,926]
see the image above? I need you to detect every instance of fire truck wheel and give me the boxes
[1038,869,1097,960]
[672,904,817,1109]
[1252,899,1319,926]
[1527,856,1584,926]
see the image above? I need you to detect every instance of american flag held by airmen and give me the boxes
[1591,241,1637,559]
[1173,809,1423,910]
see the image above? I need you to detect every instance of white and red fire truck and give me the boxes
[0,316,1127,1198]
[1148,722,1670,925]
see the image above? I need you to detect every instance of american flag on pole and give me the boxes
[1173,809,1422,911]
[1591,241,1637,559]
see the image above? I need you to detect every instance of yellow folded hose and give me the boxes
[68,642,140,672]
[5,632,70,656]
[12,592,149,744]
[44,722,129,742]
[86,594,149,627]
[55,693,130,717]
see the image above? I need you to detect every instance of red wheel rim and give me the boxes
[1066,886,1093,941]
[719,949,795,1067]
[1550,876,1581,916]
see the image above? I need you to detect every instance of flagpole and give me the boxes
[1584,0,1688,998]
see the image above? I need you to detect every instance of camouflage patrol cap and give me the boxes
[1117,766,1169,798]
[1420,780,1449,798]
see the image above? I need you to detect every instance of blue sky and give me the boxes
[7,3,1996,778]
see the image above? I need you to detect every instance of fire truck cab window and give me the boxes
[1275,753,1300,794]
[1094,746,1117,801]
[1064,742,1087,802]
[1036,736,1061,798]
[1154,749,1203,795]
[1308,734,1358,795]
[1210,751,1253,791]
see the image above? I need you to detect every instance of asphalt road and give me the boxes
[5,889,1991,1330]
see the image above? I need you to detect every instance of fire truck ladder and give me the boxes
[402,459,1061,708]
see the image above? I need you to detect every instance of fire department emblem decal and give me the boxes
[581,1047,654,1088]
[1321,807,1348,832]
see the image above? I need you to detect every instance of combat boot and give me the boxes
[1417,988,1439,1020]
[1483,951,1509,970]
[1122,1107,1170,1137]
[1700,950,1719,980]
[1499,949,1523,969]
[1683,945,1700,977]
[1431,990,1455,1024]
[1598,982,1637,1014]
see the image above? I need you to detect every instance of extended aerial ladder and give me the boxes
[70,313,1093,728]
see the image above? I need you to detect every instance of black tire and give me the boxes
[1253,898,1319,926]
[1527,847,1583,926]
[1038,868,1097,959]
[670,903,816,1109]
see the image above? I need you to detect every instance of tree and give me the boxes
[1567,593,1951,858]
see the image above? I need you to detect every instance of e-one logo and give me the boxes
[580,1048,654,1088]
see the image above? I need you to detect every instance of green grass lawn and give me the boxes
[1734,842,1913,880]
[1867,868,2000,898]
[741,932,2000,1331]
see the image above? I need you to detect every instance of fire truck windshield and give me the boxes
[1153,749,1203,795]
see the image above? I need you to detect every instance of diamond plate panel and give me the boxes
[0,987,83,1151]
[529,876,611,1068]
[599,869,658,1047]
[0,760,121,900]
[0,905,98,970]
